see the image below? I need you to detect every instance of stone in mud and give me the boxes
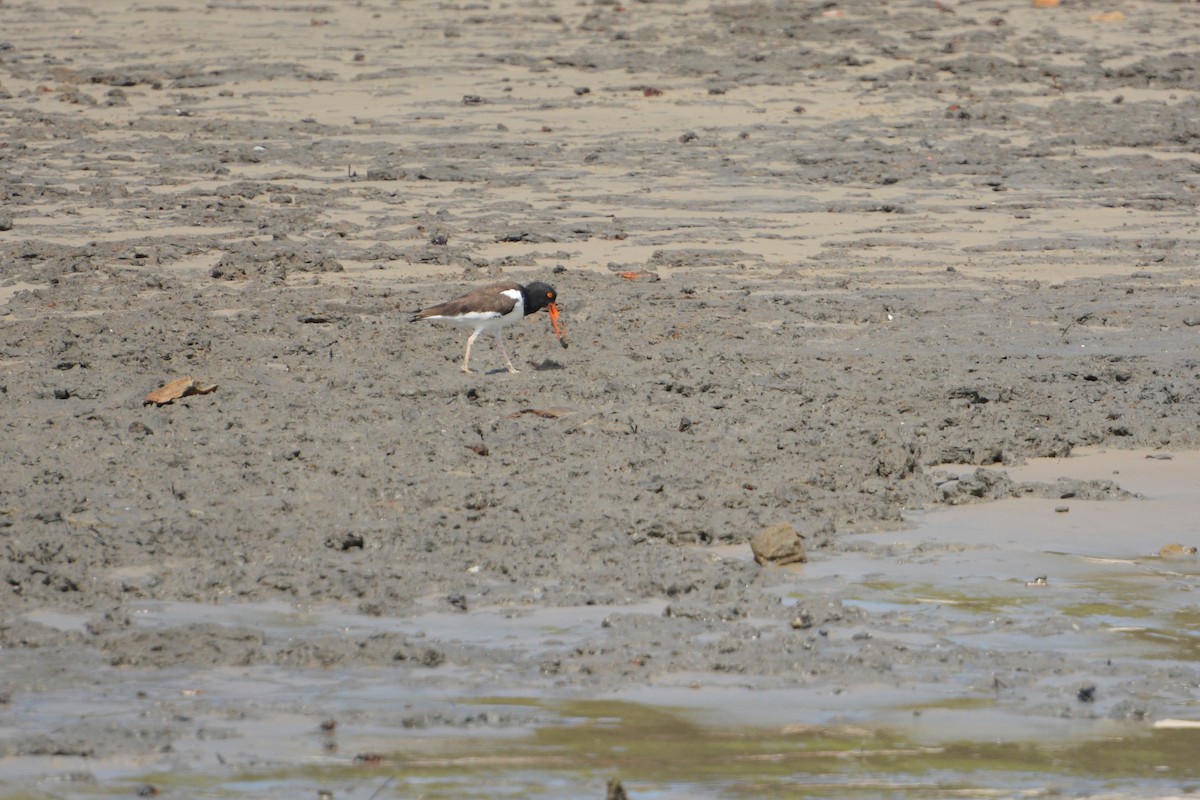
[366,166,403,180]
[750,523,807,566]
[1159,543,1198,560]
[937,468,1013,505]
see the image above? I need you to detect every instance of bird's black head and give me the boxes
[522,281,558,315]
[524,281,568,347]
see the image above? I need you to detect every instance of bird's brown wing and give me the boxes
[413,281,521,319]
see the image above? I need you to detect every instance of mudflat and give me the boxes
[2,0,1199,795]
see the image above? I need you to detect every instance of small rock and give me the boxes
[1159,543,1198,560]
[365,167,402,181]
[127,421,154,437]
[750,523,807,566]
[325,533,364,551]
[1054,505,1069,513]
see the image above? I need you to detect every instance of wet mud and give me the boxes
[2,0,1200,795]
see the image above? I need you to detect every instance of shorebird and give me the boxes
[411,280,567,373]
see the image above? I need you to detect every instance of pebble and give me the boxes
[128,421,154,437]
[1159,543,1198,560]
[790,610,813,629]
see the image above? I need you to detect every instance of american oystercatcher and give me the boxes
[411,281,567,373]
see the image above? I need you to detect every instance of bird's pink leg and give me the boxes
[462,330,480,373]
[496,331,519,373]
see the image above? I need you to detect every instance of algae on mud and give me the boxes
[116,701,1200,800]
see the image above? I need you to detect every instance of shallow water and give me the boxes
[6,449,1199,798]
[7,692,1200,799]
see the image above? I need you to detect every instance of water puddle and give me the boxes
[810,449,1200,661]
[125,597,669,652]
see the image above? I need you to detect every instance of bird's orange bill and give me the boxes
[547,302,568,349]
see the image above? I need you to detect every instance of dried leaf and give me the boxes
[1089,11,1124,22]
[144,376,218,406]
[1032,0,1060,6]
[618,270,660,281]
